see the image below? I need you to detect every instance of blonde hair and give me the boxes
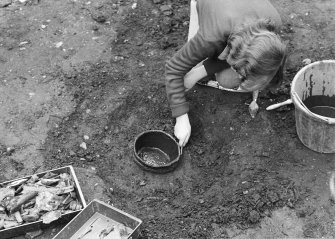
[225,18,287,91]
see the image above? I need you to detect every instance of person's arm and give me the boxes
[184,58,232,91]
[165,32,223,117]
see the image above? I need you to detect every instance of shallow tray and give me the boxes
[52,199,142,239]
[0,166,86,239]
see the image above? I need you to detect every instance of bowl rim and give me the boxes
[133,130,181,168]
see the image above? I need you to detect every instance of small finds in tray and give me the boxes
[0,168,84,231]
[53,199,142,239]
[71,213,133,239]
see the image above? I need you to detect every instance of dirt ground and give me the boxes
[1,0,335,238]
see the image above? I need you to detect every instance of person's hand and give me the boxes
[249,100,259,118]
[249,90,259,118]
[174,113,191,147]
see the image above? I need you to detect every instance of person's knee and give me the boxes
[216,68,242,89]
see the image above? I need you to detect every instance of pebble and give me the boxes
[80,142,87,150]
[83,135,89,140]
[55,41,63,48]
[69,150,76,156]
[302,58,312,65]
[248,210,260,223]
[0,0,11,8]
[25,229,43,239]
[160,5,172,15]
[92,14,107,23]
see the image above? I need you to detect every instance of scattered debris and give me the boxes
[25,229,43,239]
[0,0,12,8]
[6,147,15,155]
[160,5,172,16]
[41,210,62,224]
[248,210,260,223]
[91,11,107,23]
[69,150,76,156]
[19,41,30,46]
[0,171,83,230]
[55,42,63,48]
[80,142,87,150]
[302,58,312,65]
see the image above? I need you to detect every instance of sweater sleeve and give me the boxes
[165,32,224,118]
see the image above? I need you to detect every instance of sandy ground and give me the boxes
[1,0,335,238]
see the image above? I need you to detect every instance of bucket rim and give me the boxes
[290,60,335,124]
[133,130,181,169]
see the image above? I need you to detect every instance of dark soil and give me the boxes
[1,0,335,238]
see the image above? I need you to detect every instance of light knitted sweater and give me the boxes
[165,0,282,117]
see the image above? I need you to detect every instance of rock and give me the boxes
[267,191,279,203]
[55,42,63,48]
[69,150,76,156]
[80,142,87,150]
[25,229,43,239]
[160,5,171,12]
[160,5,172,15]
[91,10,107,23]
[139,180,146,186]
[6,147,15,155]
[0,0,12,8]
[302,58,312,65]
[196,148,204,155]
[248,210,260,223]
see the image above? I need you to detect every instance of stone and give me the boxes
[0,0,12,8]
[25,229,43,239]
[248,210,260,223]
[160,5,171,11]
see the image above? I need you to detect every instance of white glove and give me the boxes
[249,90,259,118]
[174,114,191,147]
[249,100,259,118]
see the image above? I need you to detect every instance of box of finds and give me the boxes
[0,166,86,239]
[53,199,142,239]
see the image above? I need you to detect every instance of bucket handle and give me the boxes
[292,92,335,124]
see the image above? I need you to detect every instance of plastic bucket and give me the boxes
[133,130,182,173]
[291,60,335,153]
